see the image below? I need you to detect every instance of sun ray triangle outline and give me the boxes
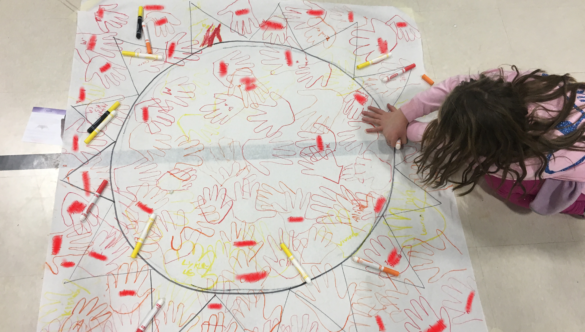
[190,1,247,38]
[214,296,248,332]
[247,3,281,41]
[386,167,442,216]
[179,295,218,332]
[340,265,359,332]
[60,141,115,181]
[276,290,291,332]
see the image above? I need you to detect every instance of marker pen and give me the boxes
[136,298,165,332]
[353,256,399,276]
[131,214,157,259]
[357,52,392,70]
[84,110,117,144]
[142,22,153,54]
[122,51,162,61]
[79,180,108,222]
[87,101,120,134]
[136,6,143,39]
[381,63,416,83]
[281,243,311,284]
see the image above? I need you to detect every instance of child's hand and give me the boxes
[362,104,409,148]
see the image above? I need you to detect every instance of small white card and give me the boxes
[22,107,66,146]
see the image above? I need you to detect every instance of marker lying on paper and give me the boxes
[395,139,402,150]
[131,214,157,258]
[357,52,391,69]
[136,6,143,39]
[353,256,400,276]
[87,101,120,133]
[136,298,164,332]
[422,74,435,85]
[142,22,153,54]
[122,50,162,61]
[381,63,416,83]
[79,180,108,222]
[84,110,117,144]
[281,243,311,284]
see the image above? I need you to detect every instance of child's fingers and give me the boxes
[361,116,380,126]
[386,103,399,112]
[365,126,382,133]
[401,134,408,145]
[361,110,382,119]
[367,106,385,114]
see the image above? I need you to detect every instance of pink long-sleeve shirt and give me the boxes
[400,70,585,186]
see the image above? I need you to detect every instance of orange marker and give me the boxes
[422,74,434,85]
[142,22,153,54]
[353,256,399,276]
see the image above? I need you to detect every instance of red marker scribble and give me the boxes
[240,77,257,91]
[99,63,111,73]
[354,92,367,105]
[77,87,86,103]
[119,290,137,297]
[82,171,91,196]
[144,5,164,10]
[72,135,79,152]
[202,24,223,47]
[52,235,63,255]
[155,17,168,26]
[235,9,250,16]
[426,319,447,332]
[234,240,257,247]
[142,107,149,122]
[168,42,176,58]
[466,291,475,313]
[208,303,223,309]
[219,61,228,77]
[67,200,87,214]
[307,9,324,16]
[348,11,354,22]
[288,217,304,222]
[136,201,154,214]
[285,50,293,66]
[61,261,75,268]
[386,248,401,267]
[89,251,107,261]
[87,35,97,51]
[316,135,324,151]
[374,197,386,213]
[96,7,104,20]
[377,38,388,54]
[237,271,268,283]
[260,20,285,30]
[396,22,407,28]
[375,315,385,331]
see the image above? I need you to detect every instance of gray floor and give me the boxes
[1,0,584,331]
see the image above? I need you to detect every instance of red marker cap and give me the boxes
[96,180,108,195]
[404,63,416,71]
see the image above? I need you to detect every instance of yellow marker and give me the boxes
[122,50,162,61]
[356,52,392,69]
[84,110,117,144]
[131,214,157,259]
[280,243,311,284]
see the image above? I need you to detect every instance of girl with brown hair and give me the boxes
[361,66,585,215]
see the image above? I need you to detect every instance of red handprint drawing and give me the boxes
[298,150,343,184]
[144,11,181,37]
[58,297,113,332]
[106,262,152,315]
[295,54,333,88]
[213,50,254,88]
[84,56,127,89]
[350,18,397,61]
[296,123,337,161]
[248,92,295,137]
[200,93,246,125]
[230,178,277,224]
[76,32,121,64]
[196,185,234,224]
[388,15,421,42]
[95,4,129,33]
[153,76,197,109]
[442,277,484,325]
[404,297,451,332]
[133,99,174,134]
[284,2,336,48]
[217,0,260,35]
[342,90,371,120]
[45,227,93,275]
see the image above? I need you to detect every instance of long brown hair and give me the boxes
[415,66,585,194]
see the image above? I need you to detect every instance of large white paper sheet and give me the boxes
[37,1,488,331]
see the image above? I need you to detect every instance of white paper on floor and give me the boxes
[22,107,66,146]
[36,1,488,332]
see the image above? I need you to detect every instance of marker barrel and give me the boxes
[84,111,117,144]
[357,53,392,69]
[137,298,164,332]
[142,22,153,54]
[87,101,120,133]
[353,256,399,276]
[79,180,108,222]
[131,214,157,258]
[136,7,143,39]
[280,243,311,283]
[122,51,162,61]
[381,63,416,83]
